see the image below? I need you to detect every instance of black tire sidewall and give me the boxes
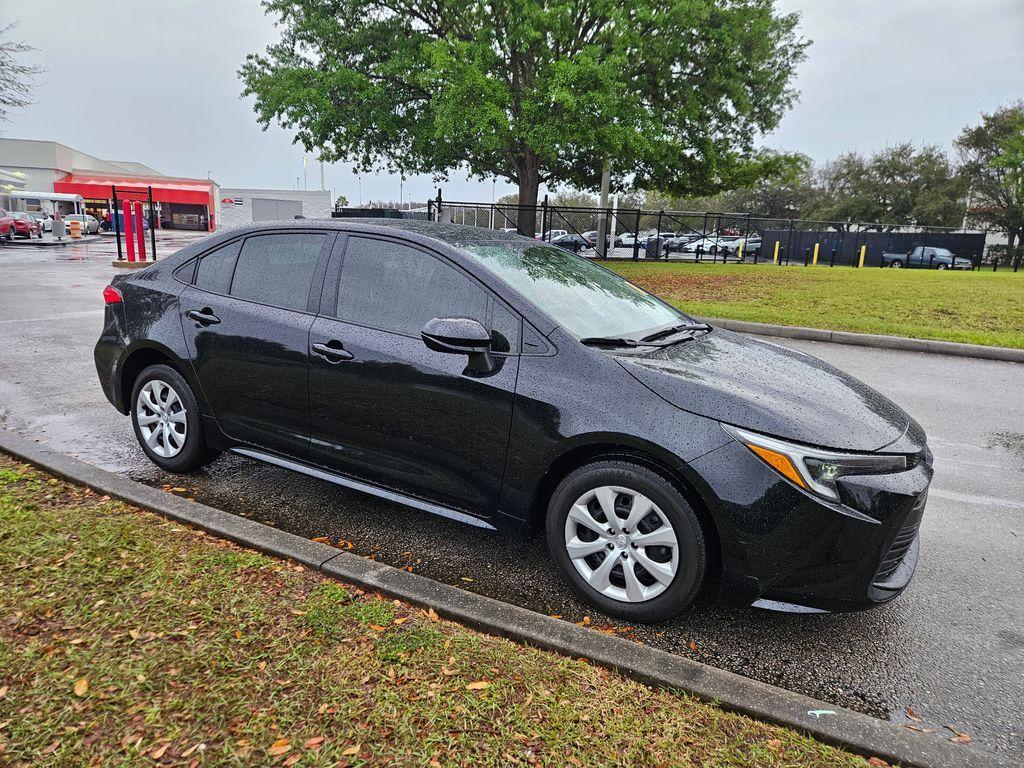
[130,364,209,473]
[546,461,707,623]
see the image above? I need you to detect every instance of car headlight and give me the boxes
[723,425,907,502]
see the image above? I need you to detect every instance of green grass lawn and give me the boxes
[0,455,881,767]
[601,260,1024,349]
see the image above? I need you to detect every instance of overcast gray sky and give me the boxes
[4,0,1023,204]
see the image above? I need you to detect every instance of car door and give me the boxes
[307,234,520,518]
[179,230,333,458]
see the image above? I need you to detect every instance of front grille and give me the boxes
[874,491,927,584]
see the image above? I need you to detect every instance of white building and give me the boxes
[218,187,333,228]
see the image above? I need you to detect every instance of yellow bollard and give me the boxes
[858,245,867,268]
[812,243,820,266]
[773,241,780,264]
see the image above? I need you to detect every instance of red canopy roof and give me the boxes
[54,173,215,207]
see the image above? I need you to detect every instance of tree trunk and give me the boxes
[516,160,540,236]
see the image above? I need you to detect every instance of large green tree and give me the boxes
[956,102,1024,268]
[240,0,807,232]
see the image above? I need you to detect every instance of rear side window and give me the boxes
[230,233,326,311]
[194,240,241,294]
[335,237,488,336]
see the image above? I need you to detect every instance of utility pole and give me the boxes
[319,159,325,191]
[597,161,611,257]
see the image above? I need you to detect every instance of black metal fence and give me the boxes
[427,193,1004,270]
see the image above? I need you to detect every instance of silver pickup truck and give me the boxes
[882,246,972,270]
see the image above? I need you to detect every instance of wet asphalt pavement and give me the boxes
[1,234,1021,760]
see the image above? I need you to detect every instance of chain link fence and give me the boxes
[427,194,1001,270]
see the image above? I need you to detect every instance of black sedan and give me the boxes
[550,232,590,253]
[95,220,931,622]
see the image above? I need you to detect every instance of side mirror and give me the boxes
[421,317,495,373]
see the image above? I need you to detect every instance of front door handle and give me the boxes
[186,308,220,326]
[311,340,354,363]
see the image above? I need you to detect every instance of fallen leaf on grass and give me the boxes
[303,736,325,749]
[267,739,291,756]
[181,742,205,757]
[393,617,409,625]
[868,758,889,767]
[766,738,781,750]
[150,742,170,759]
[73,678,89,697]
[283,754,301,766]
[0,687,6,699]
[341,745,360,755]
[426,607,439,622]
[466,680,491,691]
[369,624,387,632]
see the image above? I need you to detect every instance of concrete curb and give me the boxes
[701,317,1024,363]
[0,428,1008,768]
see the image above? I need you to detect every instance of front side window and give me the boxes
[230,233,325,311]
[335,237,488,336]
[462,243,684,340]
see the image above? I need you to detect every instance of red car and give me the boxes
[10,212,43,239]
[0,209,42,240]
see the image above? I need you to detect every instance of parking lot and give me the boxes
[0,233,1021,760]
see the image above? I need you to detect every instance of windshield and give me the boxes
[462,243,686,339]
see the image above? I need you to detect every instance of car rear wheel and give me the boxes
[546,460,706,622]
[131,364,219,473]
[889,261,902,268]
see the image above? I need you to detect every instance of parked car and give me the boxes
[0,209,16,240]
[64,213,101,235]
[614,232,643,248]
[10,212,43,238]
[535,229,567,241]
[576,230,612,252]
[550,233,590,253]
[95,221,932,622]
[882,246,972,270]
[663,234,700,254]
[681,236,729,254]
[25,211,52,232]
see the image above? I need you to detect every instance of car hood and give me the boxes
[614,329,913,452]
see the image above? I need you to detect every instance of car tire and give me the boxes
[890,261,902,268]
[130,364,219,473]
[545,460,707,622]
[4,227,12,241]
[937,263,947,270]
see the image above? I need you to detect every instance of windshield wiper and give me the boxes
[579,336,641,348]
[639,322,711,343]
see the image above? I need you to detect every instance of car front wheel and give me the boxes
[131,364,219,473]
[546,460,707,622]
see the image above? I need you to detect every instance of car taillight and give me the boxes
[103,285,123,304]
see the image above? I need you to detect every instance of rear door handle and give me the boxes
[186,308,220,326]
[311,341,354,362]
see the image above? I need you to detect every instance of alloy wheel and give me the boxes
[136,379,187,458]
[563,485,680,603]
